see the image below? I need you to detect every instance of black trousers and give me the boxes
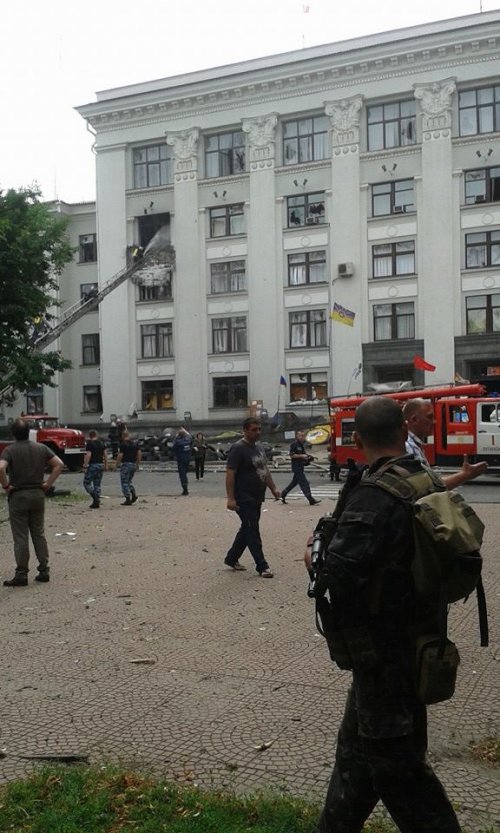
[317,686,461,833]
[281,466,313,502]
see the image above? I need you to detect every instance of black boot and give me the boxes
[130,490,138,503]
[121,495,132,506]
[182,486,189,496]
[3,575,28,587]
[90,492,100,509]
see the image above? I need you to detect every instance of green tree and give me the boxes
[0,186,74,404]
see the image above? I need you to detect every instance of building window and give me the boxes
[212,317,247,353]
[288,251,326,286]
[372,241,415,278]
[289,310,327,348]
[459,86,500,137]
[373,302,415,341]
[205,131,245,178]
[133,144,173,188]
[213,376,248,408]
[209,204,245,238]
[80,283,98,301]
[367,100,416,151]
[26,386,43,414]
[283,116,328,165]
[142,380,174,410]
[138,282,172,301]
[79,234,97,263]
[465,231,500,268]
[372,179,415,216]
[137,213,170,248]
[82,333,100,365]
[210,261,246,294]
[140,323,173,358]
[464,167,500,205]
[287,192,325,226]
[289,373,328,402]
[83,385,102,413]
[466,294,500,334]
[376,365,415,384]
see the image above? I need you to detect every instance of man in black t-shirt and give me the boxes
[281,430,320,506]
[83,430,108,509]
[116,431,141,506]
[224,418,280,578]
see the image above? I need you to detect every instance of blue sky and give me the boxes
[0,0,496,202]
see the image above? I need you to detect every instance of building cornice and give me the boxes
[76,16,500,134]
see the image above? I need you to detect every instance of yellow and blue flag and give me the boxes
[330,302,355,326]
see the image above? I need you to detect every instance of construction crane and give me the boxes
[0,229,174,404]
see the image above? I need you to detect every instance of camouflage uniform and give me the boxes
[317,455,461,833]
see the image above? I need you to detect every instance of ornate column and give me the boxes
[324,96,363,395]
[413,79,457,383]
[241,114,281,415]
[166,128,206,417]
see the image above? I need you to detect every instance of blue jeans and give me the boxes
[83,463,104,498]
[226,499,269,573]
[120,462,137,497]
[282,466,313,502]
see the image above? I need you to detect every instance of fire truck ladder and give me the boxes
[0,230,174,403]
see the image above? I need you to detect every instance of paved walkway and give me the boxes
[0,493,498,831]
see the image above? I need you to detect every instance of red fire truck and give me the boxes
[0,415,86,471]
[329,384,500,476]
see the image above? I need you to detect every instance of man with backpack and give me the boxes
[307,397,463,833]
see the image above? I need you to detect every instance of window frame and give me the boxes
[213,376,248,408]
[140,323,173,359]
[282,115,328,166]
[373,302,415,341]
[81,333,100,366]
[26,386,43,414]
[289,309,327,348]
[289,373,328,403]
[133,143,174,188]
[79,234,97,264]
[287,251,327,286]
[137,282,172,302]
[464,166,500,205]
[141,380,174,411]
[466,293,500,334]
[371,179,415,216]
[204,130,246,178]
[286,192,326,227]
[209,204,245,238]
[459,85,500,137]
[82,385,102,414]
[367,99,417,151]
[211,316,248,354]
[372,241,416,279]
[210,260,246,294]
[465,231,500,269]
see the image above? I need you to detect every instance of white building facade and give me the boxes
[9,12,500,426]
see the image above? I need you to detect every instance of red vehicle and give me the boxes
[0,414,86,471]
[329,384,500,476]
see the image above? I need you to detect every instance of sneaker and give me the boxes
[35,572,50,583]
[224,557,247,571]
[260,569,274,579]
[3,576,28,587]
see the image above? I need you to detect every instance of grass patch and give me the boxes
[471,736,500,766]
[0,765,397,833]
[49,491,88,504]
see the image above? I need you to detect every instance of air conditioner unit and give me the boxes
[393,205,405,214]
[338,262,354,278]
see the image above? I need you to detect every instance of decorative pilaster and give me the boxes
[325,95,363,150]
[241,113,278,170]
[414,78,456,139]
[166,128,200,179]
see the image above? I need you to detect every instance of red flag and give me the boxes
[413,355,436,372]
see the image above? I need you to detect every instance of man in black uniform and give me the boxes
[307,397,460,833]
[281,429,320,506]
[83,429,108,509]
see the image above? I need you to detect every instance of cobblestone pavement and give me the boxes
[0,492,498,831]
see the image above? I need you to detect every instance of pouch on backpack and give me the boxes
[416,634,460,705]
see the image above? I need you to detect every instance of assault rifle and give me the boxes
[307,459,366,598]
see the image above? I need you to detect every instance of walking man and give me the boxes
[306,397,462,832]
[83,429,108,509]
[116,430,141,506]
[281,429,320,506]
[0,417,63,586]
[172,426,192,495]
[224,418,280,578]
[403,398,487,487]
